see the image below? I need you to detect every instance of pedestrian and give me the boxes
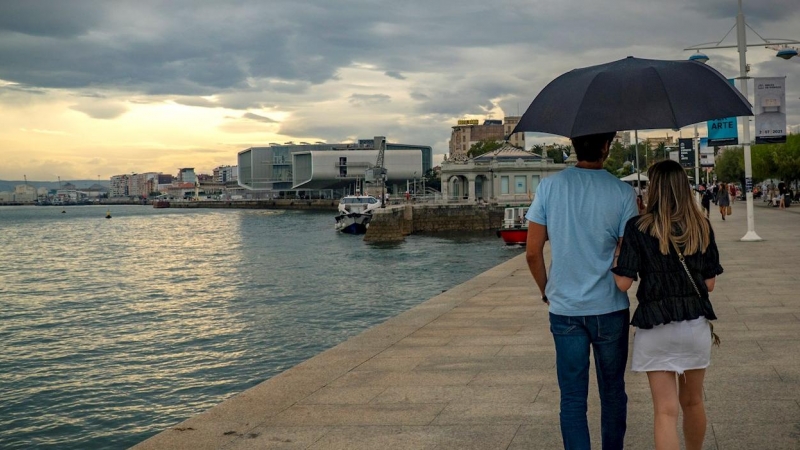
[728,183,736,204]
[525,131,638,450]
[716,183,730,220]
[778,182,787,210]
[700,184,713,218]
[612,159,722,450]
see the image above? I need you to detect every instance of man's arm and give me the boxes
[525,222,548,304]
[612,238,635,292]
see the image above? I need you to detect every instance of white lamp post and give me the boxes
[685,0,799,242]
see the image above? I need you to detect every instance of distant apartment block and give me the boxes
[129,172,159,197]
[449,117,525,158]
[646,135,674,150]
[110,175,130,197]
[613,131,631,147]
[213,165,238,183]
[177,168,196,184]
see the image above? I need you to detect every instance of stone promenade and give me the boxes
[133,200,800,449]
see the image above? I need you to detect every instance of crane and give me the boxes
[366,136,388,207]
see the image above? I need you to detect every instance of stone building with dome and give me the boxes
[439,144,568,204]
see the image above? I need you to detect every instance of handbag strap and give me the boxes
[669,237,720,346]
[669,238,703,298]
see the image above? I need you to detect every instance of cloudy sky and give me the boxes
[1,0,798,180]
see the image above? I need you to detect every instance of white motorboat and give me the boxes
[334,195,381,234]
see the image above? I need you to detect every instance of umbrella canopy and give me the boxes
[511,56,753,138]
[620,172,649,182]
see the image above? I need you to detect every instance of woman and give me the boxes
[612,160,723,450]
[716,182,730,220]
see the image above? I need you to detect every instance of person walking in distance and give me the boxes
[716,183,730,220]
[612,160,722,450]
[526,132,638,450]
[700,184,713,219]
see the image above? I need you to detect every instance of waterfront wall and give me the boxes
[364,204,505,242]
[167,199,338,211]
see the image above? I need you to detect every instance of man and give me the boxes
[525,131,638,450]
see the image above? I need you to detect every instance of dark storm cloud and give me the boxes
[385,71,406,80]
[1,0,797,154]
[0,1,102,38]
[685,0,799,23]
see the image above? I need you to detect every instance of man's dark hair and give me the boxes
[570,132,617,162]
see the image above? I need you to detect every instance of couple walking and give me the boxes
[525,132,723,450]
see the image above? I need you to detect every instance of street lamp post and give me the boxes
[685,0,799,242]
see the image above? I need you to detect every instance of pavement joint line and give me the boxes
[505,424,524,450]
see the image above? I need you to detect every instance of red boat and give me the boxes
[153,200,170,208]
[496,207,529,245]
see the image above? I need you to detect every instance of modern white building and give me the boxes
[238,137,433,192]
[292,149,423,190]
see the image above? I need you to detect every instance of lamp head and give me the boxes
[689,52,709,64]
[776,48,798,60]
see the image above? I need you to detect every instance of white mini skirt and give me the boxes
[632,316,711,374]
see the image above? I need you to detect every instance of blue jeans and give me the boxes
[550,309,630,450]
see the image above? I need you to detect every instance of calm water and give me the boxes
[0,205,523,449]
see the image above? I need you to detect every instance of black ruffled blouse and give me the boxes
[611,216,724,329]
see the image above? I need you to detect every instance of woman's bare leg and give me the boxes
[679,369,707,450]
[648,371,680,450]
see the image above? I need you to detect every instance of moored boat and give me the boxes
[334,195,381,234]
[153,200,170,208]
[496,207,529,245]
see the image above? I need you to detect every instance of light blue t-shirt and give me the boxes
[526,166,638,316]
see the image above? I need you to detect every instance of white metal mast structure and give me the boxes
[685,0,799,241]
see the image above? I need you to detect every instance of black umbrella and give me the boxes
[511,56,752,138]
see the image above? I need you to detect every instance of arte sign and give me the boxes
[707,79,739,146]
[754,77,787,144]
[457,119,480,125]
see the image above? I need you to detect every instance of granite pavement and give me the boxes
[132,199,800,449]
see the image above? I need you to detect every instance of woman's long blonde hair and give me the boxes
[637,159,711,255]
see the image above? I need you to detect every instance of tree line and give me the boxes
[714,134,800,186]
[463,134,800,186]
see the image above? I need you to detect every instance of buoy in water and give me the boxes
[61,210,66,213]
[105,210,112,219]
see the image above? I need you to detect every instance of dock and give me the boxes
[133,200,800,449]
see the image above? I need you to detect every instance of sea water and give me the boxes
[0,205,524,449]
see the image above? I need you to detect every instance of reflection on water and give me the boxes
[0,205,523,449]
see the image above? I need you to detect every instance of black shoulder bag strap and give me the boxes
[670,238,720,347]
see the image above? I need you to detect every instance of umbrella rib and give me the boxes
[649,69,680,130]
[569,71,604,138]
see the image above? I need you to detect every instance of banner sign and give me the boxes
[678,138,694,168]
[754,76,787,144]
[707,117,738,146]
[707,79,739,146]
[699,137,715,167]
